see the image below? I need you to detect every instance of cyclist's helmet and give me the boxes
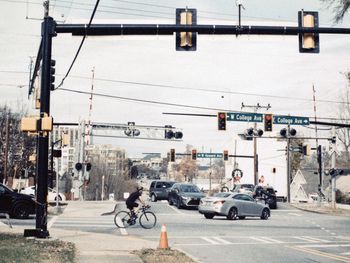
[137,186,144,191]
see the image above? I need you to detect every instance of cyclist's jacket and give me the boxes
[126,191,141,205]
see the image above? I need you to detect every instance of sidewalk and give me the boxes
[291,202,350,216]
[0,201,158,263]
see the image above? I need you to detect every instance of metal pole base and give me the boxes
[24,229,50,238]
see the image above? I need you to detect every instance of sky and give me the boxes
[1,0,350,194]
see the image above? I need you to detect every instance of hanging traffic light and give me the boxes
[223,150,229,161]
[264,114,273,132]
[176,8,197,51]
[298,11,319,53]
[170,149,175,162]
[217,112,227,131]
[191,149,197,160]
[50,59,56,90]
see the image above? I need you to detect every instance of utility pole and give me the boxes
[241,103,271,185]
[3,114,9,185]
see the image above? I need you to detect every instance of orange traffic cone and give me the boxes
[159,224,169,249]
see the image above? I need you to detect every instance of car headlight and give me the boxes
[181,196,189,200]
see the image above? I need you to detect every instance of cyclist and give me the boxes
[126,186,145,219]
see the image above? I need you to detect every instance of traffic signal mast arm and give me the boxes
[55,24,350,36]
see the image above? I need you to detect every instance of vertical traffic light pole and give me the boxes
[35,16,55,238]
[286,126,291,203]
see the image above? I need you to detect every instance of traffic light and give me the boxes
[217,112,227,131]
[176,8,197,51]
[298,11,319,53]
[50,59,56,90]
[191,149,197,160]
[223,150,229,161]
[264,114,273,132]
[170,149,175,162]
[301,144,311,156]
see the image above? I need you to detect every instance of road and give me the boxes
[3,201,350,263]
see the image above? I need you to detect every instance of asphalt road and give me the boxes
[3,201,350,263]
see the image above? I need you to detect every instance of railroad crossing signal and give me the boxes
[218,112,227,131]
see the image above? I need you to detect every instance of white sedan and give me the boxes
[20,186,66,201]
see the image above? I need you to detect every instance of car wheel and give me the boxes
[226,207,238,220]
[151,194,157,202]
[238,216,245,220]
[204,213,214,219]
[176,198,182,209]
[12,203,30,219]
[168,198,173,206]
[261,208,269,220]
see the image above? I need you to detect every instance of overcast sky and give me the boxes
[1,0,350,193]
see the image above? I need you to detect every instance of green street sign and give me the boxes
[197,153,223,158]
[273,115,309,125]
[227,112,263,122]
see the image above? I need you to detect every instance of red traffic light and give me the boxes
[218,112,227,131]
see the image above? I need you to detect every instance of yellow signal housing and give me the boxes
[21,117,39,132]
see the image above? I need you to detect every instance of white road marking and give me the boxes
[213,237,232,244]
[250,237,272,243]
[114,216,128,236]
[301,244,350,248]
[201,237,221,245]
[287,213,302,217]
[47,215,58,229]
[258,237,284,243]
[293,237,318,243]
[302,236,330,243]
[168,205,187,215]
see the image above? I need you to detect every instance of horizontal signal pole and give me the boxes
[229,155,254,158]
[55,24,350,36]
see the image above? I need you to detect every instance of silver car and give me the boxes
[198,192,270,220]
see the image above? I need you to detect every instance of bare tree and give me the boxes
[321,0,350,23]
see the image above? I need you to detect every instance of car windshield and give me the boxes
[0,184,13,192]
[214,192,231,198]
[180,184,200,193]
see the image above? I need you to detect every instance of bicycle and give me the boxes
[114,205,157,229]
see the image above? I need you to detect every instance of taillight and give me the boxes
[214,200,225,205]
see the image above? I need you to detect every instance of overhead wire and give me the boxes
[55,0,100,89]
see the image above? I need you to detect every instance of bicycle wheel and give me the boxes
[139,211,157,229]
[114,211,132,228]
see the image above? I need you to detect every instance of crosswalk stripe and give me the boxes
[212,237,232,244]
[258,237,284,243]
[302,236,330,243]
[293,237,318,243]
[250,237,272,243]
[201,237,221,245]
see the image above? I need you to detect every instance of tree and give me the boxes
[321,0,350,23]
[0,105,36,185]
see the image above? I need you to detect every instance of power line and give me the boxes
[57,87,350,122]
[55,0,100,89]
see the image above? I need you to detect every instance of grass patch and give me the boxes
[134,248,197,263]
[0,232,76,263]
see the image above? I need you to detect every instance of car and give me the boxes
[198,192,270,220]
[168,183,206,209]
[20,186,66,202]
[0,183,36,219]
[149,180,176,202]
[252,185,277,209]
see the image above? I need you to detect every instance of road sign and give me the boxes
[273,115,309,125]
[227,112,263,122]
[197,153,223,158]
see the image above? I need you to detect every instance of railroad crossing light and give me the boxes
[290,128,297,136]
[217,112,227,131]
[244,128,254,140]
[264,114,273,132]
[175,131,183,139]
[223,150,229,161]
[298,11,319,53]
[75,162,83,171]
[50,59,56,90]
[255,129,264,137]
[86,163,92,172]
[176,8,197,51]
[170,149,175,162]
[191,149,197,160]
[280,128,287,137]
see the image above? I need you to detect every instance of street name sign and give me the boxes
[227,112,263,122]
[197,153,223,158]
[273,115,309,125]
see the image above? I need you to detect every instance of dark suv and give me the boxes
[253,185,277,209]
[149,180,176,202]
[0,183,36,219]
